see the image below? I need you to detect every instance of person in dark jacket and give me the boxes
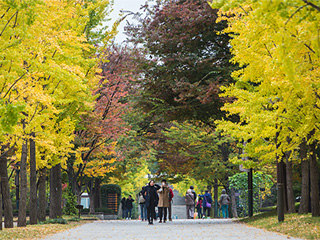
[199,190,213,218]
[142,180,160,225]
[139,186,147,221]
[121,197,127,219]
[126,195,134,219]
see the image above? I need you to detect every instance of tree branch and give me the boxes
[0,11,18,36]
[285,5,307,25]
[3,71,27,98]
[1,7,10,19]
[302,0,320,12]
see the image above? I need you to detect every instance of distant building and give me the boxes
[171,186,188,219]
[81,193,90,209]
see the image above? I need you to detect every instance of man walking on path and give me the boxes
[126,195,134,219]
[121,197,126,219]
[185,189,195,219]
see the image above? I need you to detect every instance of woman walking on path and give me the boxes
[219,189,230,218]
[121,197,127,219]
[142,180,159,225]
[139,187,147,221]
[185,189,195,219]
[199,190,213,218]
[157,179,170,223]
[196,197,203,219]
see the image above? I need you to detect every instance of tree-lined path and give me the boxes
[45,219,302,240]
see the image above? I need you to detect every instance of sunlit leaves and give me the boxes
[210,0,320,164]
[0,0,114,168]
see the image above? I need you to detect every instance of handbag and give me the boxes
[139,194,145,203]
[204,195,211,208]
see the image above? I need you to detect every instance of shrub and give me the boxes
[68,217,80,222]
[63,187,77,216]
[39,218,68,224]
[95,207,114,214]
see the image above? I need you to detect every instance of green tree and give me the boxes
[229,172,273,217]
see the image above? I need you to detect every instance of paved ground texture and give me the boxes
[44,219,302,240]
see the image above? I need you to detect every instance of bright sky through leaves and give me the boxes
[109,0,147,43]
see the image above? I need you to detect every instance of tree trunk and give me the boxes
[283,161,288,213]
[0,151,13,228]
[88,179,95,214]
[299,142,309,214]
[67,157,76,195]
[231,188,238,218]
[285,151,295,213]
[309,142,320,217]
[38,167,47,221]
[50,164,62,219]
[29,134,37,224]
[89,193,95,214]
[94,178,101,209]
[74,179,82,205]
[18,141,28,227]
[0,180,2,230]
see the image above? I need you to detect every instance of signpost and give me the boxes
[76,205,83,219]
[107,193,118,213]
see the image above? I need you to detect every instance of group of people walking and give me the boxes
[140,179,174,225]
[121,195,134,219]
[185,187,213,219]
[121,180,230,224]
[186,187,231,219]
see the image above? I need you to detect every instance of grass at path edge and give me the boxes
[0,217,97,240]
[239,210,320,240]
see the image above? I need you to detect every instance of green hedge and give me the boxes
[100,184,121,213]
[81,207,114,214]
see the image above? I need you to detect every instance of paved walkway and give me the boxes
[44,219,302,240]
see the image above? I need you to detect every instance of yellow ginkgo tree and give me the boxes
[209,0,320,219]
[0,0,116,228]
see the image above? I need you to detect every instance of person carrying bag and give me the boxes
[199,190,213,218]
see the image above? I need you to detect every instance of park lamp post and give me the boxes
[240,141,253,217]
